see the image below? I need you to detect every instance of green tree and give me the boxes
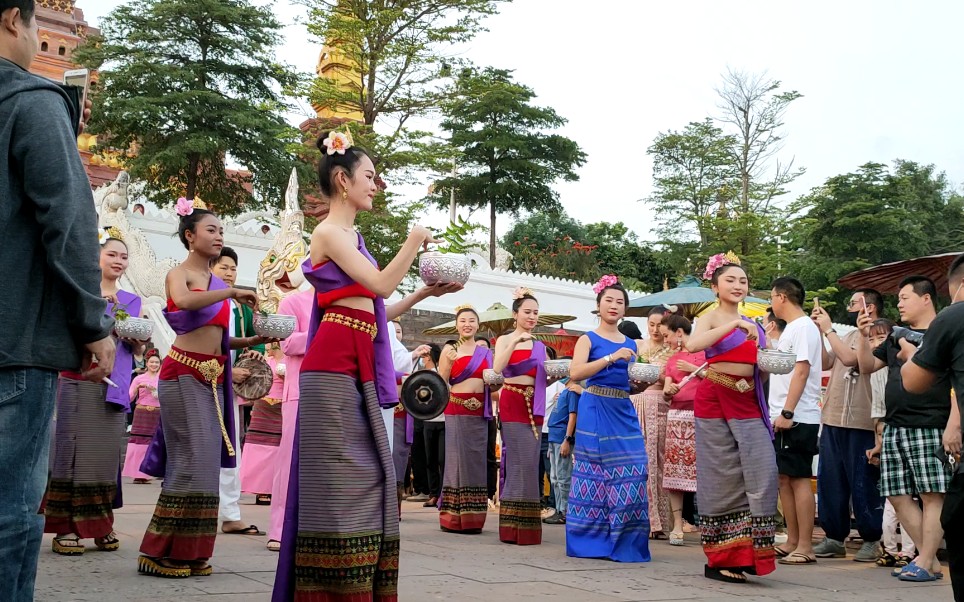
[583,222,674,293]
[75,0,301,213]
[430,67,586,267]
[502,212,586,251]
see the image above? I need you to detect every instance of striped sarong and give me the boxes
[498,385,542,545]
[663,409,696,493]
[694,376,778,576]
[566,387,650,561]
[124,404,161,480]
[139,349,225,561]
[439,393,488,533]
[44,378,125,538]
[633,389,670,533]
[239,398,283,495]
[287,307,399,599]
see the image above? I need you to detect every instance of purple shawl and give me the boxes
[705,317,773,439]
[300,232,398,408]
[502,340,548,418]
[450,345,494,419]
[106,290,141,412]
[139,274,238,477]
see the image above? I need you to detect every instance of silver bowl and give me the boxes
[114,317,153,341]
[482,369,504,386]
[758,349,796,375]
[253,313,296,339]
[628,362,660,384]
[419,252,471,287]
[544,359,571,379]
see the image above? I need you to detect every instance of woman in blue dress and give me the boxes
[566,276,651,562]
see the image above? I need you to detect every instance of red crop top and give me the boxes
[706,334,758,365]
[166,290,231,330]
[311,262,377,308]
[452,355,488,380]
[509,349,537,377]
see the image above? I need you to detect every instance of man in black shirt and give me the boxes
[856,276,952,583]
[901,254,964,599]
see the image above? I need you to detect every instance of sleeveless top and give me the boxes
[585,331,637,391]
[166,289,231,330]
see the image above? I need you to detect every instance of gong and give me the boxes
[400,370,449,420]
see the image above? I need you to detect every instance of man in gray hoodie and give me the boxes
[1,1,116,599]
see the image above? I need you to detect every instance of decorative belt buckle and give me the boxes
[735,379,752,393]
[462,398,482,411]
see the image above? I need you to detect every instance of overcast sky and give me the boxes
[78,0,964,241]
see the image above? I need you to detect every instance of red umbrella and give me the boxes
[838,252,961,295]
[533,328,580,358]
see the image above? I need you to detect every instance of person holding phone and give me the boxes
[899,254,964,597]
[0,2,115,598]
[856,275,953,583]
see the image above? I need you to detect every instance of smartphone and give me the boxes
[813,297,820,310]
[63,68,89,129]
[860,295,868,314]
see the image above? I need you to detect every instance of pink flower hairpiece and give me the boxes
[175,197,193,217]
[512,286,534,300]
[593,274,619,294]
[321,131,352,156]
[702,251,741,280]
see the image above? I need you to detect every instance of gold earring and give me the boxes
[342,189,348,200]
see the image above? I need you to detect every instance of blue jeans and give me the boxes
[817,425,884,542]
[0,368,58,602]
[548,442,573,515]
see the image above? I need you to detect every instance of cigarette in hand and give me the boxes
[102,377,119,388]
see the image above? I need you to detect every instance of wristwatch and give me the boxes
[780,409,794,420]
[823,328,834,337]
[565,435,575,444]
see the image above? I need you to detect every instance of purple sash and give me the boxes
[106,290,141,412]
[449,345,494,419]
[706,317,773,439]
[139,275,238,476]
[502,340,548,418]
[300,232,398,408]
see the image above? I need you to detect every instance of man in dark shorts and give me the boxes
[900,256,964,596]
[769,277,823,565]
[857,275,953,583]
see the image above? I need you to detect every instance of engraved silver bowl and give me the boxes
[482,369,504,386]
[628,362,661,384]
[114,317,153,341]
[419,252,471,287]
[253,313,296,340]
[544,359,571,379]
[757,349,796,375]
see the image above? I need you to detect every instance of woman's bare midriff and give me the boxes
[173,325,225,356]
[450,379,484,395]
[330,297,375,313]
[504,376,536,387]
[710,361,755,378]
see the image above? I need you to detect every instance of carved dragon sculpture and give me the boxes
[256,169,308,314]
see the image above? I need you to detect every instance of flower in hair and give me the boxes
[97,229,109,245]
[512,286,534,300]
[593,274,619,295]
[322,131,352,156]
[702,251,741,280]
[175,196,194,217]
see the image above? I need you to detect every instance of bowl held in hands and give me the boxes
[419,252,471,287]
[253,314,296,340]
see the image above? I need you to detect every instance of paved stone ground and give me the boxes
[36,481,954,602]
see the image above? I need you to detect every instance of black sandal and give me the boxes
[705,565,747,584]
[94,531,120,551]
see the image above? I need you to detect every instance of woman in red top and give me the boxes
[659,314,705,545]
[492,288,548,545]
[436,305,493,533]
[685,256,778,584]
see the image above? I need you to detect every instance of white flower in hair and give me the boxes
[322,131,352,155]
[98,229,109,246]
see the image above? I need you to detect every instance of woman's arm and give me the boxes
[437,344,457,382]
[569,335,621,382]
[493,333,528,373]
[165,269,242,311]
[686,316,744,352]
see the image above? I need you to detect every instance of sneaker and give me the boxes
[854,541,881,563]
[408,493,429,502]
[543,512,566,525]
[813,538,847,558]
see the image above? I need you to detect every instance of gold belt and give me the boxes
[586,385,629,399]
[449,395,483,412]
[167,348,235,457]
[264,397,282,406]
[139,405,159,412]
[322,312,377,340]
[706,369,754,394]
[502,384,540,440]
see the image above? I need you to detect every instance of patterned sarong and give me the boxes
[439,393,488,533]
[663,409,696,493]
[498,385,542,545]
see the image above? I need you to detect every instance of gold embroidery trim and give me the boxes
[706,369,753,394]
[586,385,629,399]
[502,384,540,440]
[167,348,235,457]
[322,312,377,340]
[449,395,483,412]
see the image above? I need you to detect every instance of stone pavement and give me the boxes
[36,482,954,602]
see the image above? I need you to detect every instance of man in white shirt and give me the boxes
[768,277,823,565]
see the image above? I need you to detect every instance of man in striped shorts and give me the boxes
[856,276,953,583]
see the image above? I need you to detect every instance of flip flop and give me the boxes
[222,525,265,535]
[774,547,792,558]
[704,565,747,584]
[778,552,817,565]
[897,564,938,582]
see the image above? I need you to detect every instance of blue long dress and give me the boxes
[566,331,651,562]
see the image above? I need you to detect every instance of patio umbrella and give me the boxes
[838,252,961,295]
[532,328,581,358]
[422,302,576,336]
[627,275,770,319]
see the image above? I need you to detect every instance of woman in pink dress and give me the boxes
[239,345,285,503]
[124,350,162,484]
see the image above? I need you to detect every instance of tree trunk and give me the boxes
[489,199,497,268]
[186,153,200,200]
